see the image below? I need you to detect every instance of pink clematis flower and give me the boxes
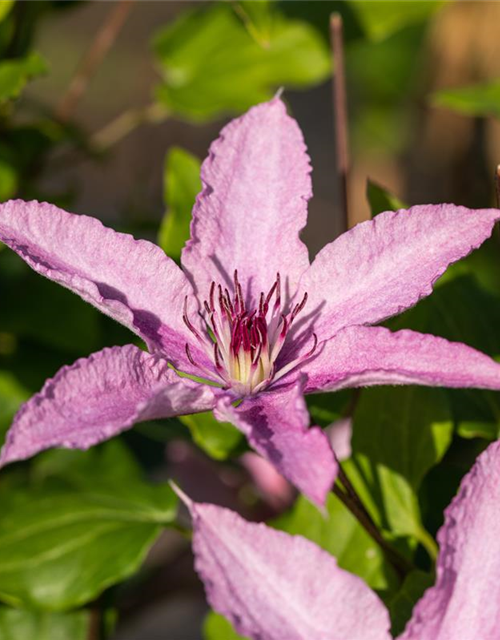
[2,97,500,505]
[176,439,500,640]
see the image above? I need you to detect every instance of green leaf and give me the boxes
[366,179,406,217]
[389,275,500,440]
[388,570,434,635]
[0,442,178,610]
[0,607,89,640]
[0,607,88,640]
[306,390,353,428]
[0,159,17,202]
[350,1,443,42]
[233,1,274,47]
[0,371,29,448]
[179,410,243,460]
[153,3,329,122]
[204,611,247,640]
[0,1,13,23]
[273,492,397,592]
[158,147,201,261]
[432,81,500,119]
[0,256,101,354]
[0,53,48,104]
[349,386,452,555]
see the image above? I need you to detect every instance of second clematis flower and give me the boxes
[2,97,500,505]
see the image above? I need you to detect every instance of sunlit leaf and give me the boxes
[432,81,500,119]
[366,179,406,217]
[348,386,452,555]
[0,442,178,610]
[0,1,13,23]
[179,410,243,460]
[0,371,29,448]
[0,53,48,104]
[233,0,274,47]
[204,611,247,640]
[153,3,329,122]
[350,0,443,42]
[158,146,201,261]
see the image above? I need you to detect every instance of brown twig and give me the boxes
[495,165,500,208]
[332,482,412,580]
[330,13,351,231]
[56,0,135,122]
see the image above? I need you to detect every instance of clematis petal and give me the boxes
[300,205,500,342]
[181,97,311,303]
[215,379,337,506]
[398,440,500,640]
[178,493,392,640]
[0,345,217,468]
[301,325,500,394]
[0,200,198,368]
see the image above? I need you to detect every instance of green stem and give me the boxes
[332,481,413,580]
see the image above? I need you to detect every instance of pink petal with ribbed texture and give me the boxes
[180,496,392,640]
[301,326,500,394]
[300,205,500,342]
[0,345,217,467]
[399,440,500,640]
[181,98,311,305]
[215,379,337,506]
[0,200,202,369]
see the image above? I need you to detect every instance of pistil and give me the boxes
[183,271,317,396]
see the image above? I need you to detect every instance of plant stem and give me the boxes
[56,0,135,122]
[495,164,500,207]
[90,103,168,152]
[330,13,351,231]
[332,481,413,580]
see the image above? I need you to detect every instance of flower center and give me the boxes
[183,271,317,396]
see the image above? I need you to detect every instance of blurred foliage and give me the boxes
[367,178,406,217]
[204,611,247,640]
[152,2,330,122]
[388,570,434,636]
[350,0,443,42]
[0,607,89,640]
[158,146,201,261]
[432,80,500,119]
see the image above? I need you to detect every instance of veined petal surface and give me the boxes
[215,379,337,506]
[301,326,500,394]
[399,440,500,640]
[0,345,217,467]
[0,200,197,367]
[181,98,311,304]
[301,205,500,342]
[184,498,392,640]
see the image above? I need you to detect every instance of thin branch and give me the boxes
[90,103,168,152]
[332,482,413,580]
[330,13,351,231]
[496,165,500,208]
[56,0,135,122]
